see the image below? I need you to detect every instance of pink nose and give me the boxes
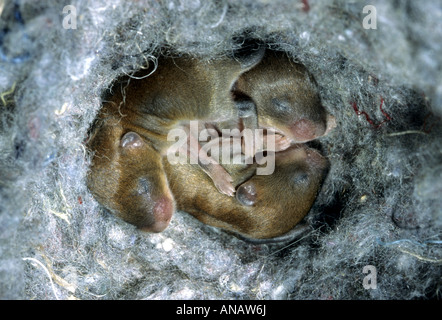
[140,196,174,233]
[290,118,324,142]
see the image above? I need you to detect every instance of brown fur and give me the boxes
[234,50,336,144]
[87,50,335,238]
[164,143,329,240]
[87,52,263,231]
[96,52,264,196]
[87,119,174,232]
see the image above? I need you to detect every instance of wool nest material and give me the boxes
[0,0,441,300]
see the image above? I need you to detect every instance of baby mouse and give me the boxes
[87,118,175,233]
[101,49,265,197]
[163,141,329,240]
[233,50,336,145]
[87,48,264,231]
[87,48,335,235]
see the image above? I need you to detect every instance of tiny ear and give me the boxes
[236,181,257,206]
[120,132,144,148]
[232,38,265,70]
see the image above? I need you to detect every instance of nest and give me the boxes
[0,0,441,299]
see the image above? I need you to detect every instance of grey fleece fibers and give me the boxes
[0,0,440,299]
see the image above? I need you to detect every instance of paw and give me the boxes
[213,169,235,197]
[258,133,291,152]
[273,134,291,152]
[207,164,235,197]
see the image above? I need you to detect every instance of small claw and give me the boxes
[210,164,235,197]
[214,174,235,196]
[216,181,236,197]
[274,134,292,151]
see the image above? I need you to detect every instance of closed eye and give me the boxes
[137,177,151,195]
[292,172,309,185]
[271,98,291,114]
